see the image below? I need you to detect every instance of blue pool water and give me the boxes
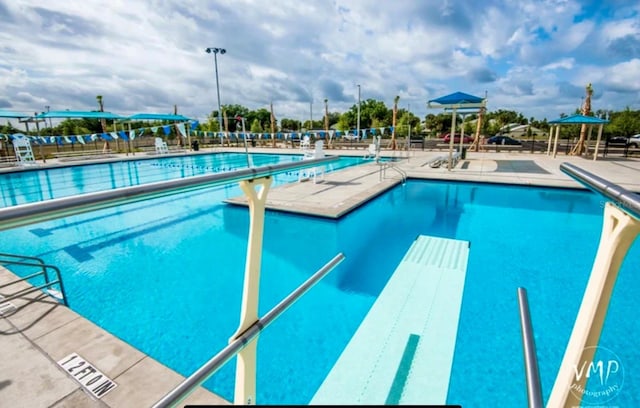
[0,152,365,208]
[1,157,638,406]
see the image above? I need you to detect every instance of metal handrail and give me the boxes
[0,156,339,232]
[152,252,346,408]
[517,287,543,408]
[560,162,640,219]
[0,258,68,306]
[379,161,407,184]
[0,252,50,284]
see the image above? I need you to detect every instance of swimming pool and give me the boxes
[0,152,366,208]
[1,157,638,406]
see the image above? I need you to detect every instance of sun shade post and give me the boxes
[448,108,457,171]
[230,176,273,405]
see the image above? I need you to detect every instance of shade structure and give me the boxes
[546,114,610,160]
[428,91,487,170]
[428,92,485,108]
[0,110,31,119]
[125,113,193,151]
[35,110,124,120]
[548,114,609,125]
[126,113,192,121]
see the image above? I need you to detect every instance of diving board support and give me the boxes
[230,176,272,405]
[547,202,640,407]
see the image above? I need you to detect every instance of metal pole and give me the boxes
[214,52,223,137]
[356,84,361,141]
[517,288,544,408]
[152,252,345,408]
[206,47,226,146]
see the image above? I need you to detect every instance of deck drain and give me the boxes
[0,302,17,316]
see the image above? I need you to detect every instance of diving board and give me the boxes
[311,235,469,405]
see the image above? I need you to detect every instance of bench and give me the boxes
[333,141,368,149]
[143,146,188,155]
[52,149,115,162]
[0,156,18,168]
[480,144,523,152]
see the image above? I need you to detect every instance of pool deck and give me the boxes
[1,146,640,407]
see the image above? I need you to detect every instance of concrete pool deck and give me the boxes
[1,147,639,407]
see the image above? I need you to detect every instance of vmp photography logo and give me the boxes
[570,346,624,406]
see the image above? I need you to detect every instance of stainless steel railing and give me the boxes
[0,252,68,306]
[152,252,345,408]
[560,162,640,219]
[517,287,543,408]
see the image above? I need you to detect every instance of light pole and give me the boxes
[356,84,361,140]
[45,105,53,135]
[205,47,226,145]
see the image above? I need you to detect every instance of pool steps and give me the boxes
[311,235,469,405]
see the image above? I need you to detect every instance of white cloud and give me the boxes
[542,58,575,70]
[0,0,638,122]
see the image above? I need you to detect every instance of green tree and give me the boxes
[280,118,299,131]
[250,118,263,133]
[336,114,351,132]
[610,108,640,136]
[0,121,19,134]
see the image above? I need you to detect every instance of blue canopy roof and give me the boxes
[127,113,192,121]
[428,91,485,106]
[549,114,609,124]
[36,110,124,119]
[0,110,31,118]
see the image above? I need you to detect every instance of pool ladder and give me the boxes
[378,161,407,184]
[0,252,69,311]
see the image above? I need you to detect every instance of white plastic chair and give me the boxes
[299,140,325,183]
[155,137,169,154]
[300,135,311,152]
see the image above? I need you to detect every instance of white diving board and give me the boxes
[311,235,470,405]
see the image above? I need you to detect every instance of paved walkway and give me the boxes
[1,146,639,407]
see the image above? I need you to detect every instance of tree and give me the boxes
[216,104,250,131]
[336,114,351,132]
[609,108,640,137]
[250,118,263,133]
[424,113,450,137]
[0,121,19,134]
[280,118,299,131]
[570,83,593,156]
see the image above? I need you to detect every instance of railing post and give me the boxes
[547,202,640,407]
[230,176,272,405]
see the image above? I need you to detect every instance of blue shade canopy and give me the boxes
[35,110,124,119]
[127,113,192,121]
[549,114,609,124]
[0,110,31,118]
[428,91,485,106]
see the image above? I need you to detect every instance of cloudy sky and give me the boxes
[1,0,639,124]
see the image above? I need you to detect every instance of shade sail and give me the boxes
[35,110,124,119]
[0,110,31,118]
[549,114,609,124]
[428,92,485,107]
[127,113,192,121]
